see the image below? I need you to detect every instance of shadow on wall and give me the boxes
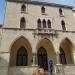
[0,53,9,75]
[0,53,37,75]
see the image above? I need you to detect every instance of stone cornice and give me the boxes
[6,0,73,9]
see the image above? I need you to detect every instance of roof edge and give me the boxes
[6,0,73,9]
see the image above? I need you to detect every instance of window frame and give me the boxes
[59,8,64,17]
[59,47,67,64]
[37,47,48,70]
[16,47,28,66]
[47,20,51,28]
[61,20,66,31]
[21,4,26,13]
[42,19,46,28]
[20,17,26,29]
[37,19,41,29]
[41,6,46,15]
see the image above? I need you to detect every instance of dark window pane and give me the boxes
[47,20,51,28]
[38,55,43,65]
[41,7,45,13]
[16,56,22,66]
[59,8,63,15]
[23,56,27,66]
[37,47,48,70]
[20,17,26,28]
[61,20,66,30]
[60,47,67,64]
[16,47,28,66]
[42,19,46,28]
[21,4,26,12]
[37,19,41,28]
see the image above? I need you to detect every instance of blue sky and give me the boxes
[0,0,75,24]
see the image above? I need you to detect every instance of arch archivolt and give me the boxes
[9,35,75,66]
[59,37,74,64]
[10,36,33,66]
[9,35,33,51]
[36,37,57,64]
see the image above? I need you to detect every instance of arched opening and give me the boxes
[37,19,41,28]
[59,47,67,64]
[42,19,46,28]
[16,47,28,66]
[20,17,26,29]
[59,38,74,64]
[37,47,48,70]
[47,20,51,28]
[61,20,66,30]
[21,4,26,12]
[37,38,56,70]
[59,8,63,15]
[41,6,45,14]
[10,36,32,66]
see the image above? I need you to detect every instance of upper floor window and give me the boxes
[47,20,51,28]
[59,8,63,16]
[37,19,41,28]
[42,19,46,28]
[21,4,26,13]
[61,20,66,30]
[41,6,45,14]
[20,17,26,29]
[37,19,52,29]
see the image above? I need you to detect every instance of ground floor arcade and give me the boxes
[10,36,74,71]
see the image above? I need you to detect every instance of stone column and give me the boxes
[56,52,60,64]
[32,53,36,66]
[32,53,38,66]
[52,39,60,64]
[32,53,39,67]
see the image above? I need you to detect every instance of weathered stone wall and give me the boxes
[4,1,75,31]
[0,0,75,75]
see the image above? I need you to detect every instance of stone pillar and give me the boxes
[56,52,60,64]
[32,53,38,66]
[32,53,36,66]
[52,39,60,64]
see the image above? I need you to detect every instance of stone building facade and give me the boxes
[0,0,75,75]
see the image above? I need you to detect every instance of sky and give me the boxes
[0,0,75,24]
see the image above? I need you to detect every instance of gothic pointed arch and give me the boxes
[59,8,63,15]
[36,38,56,70]
[10,36,32,66]
[59,47,67,64]
[59,37,74,64]
[37,19,41,28]
[37,47,48,70]
[21,4,26,12]
[47,19,51,28]
[61,20,66,30]
[20,17,26,28]
[41,6,45,14]
[42,19,46,28]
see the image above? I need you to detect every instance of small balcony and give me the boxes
[33,28,57,36]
